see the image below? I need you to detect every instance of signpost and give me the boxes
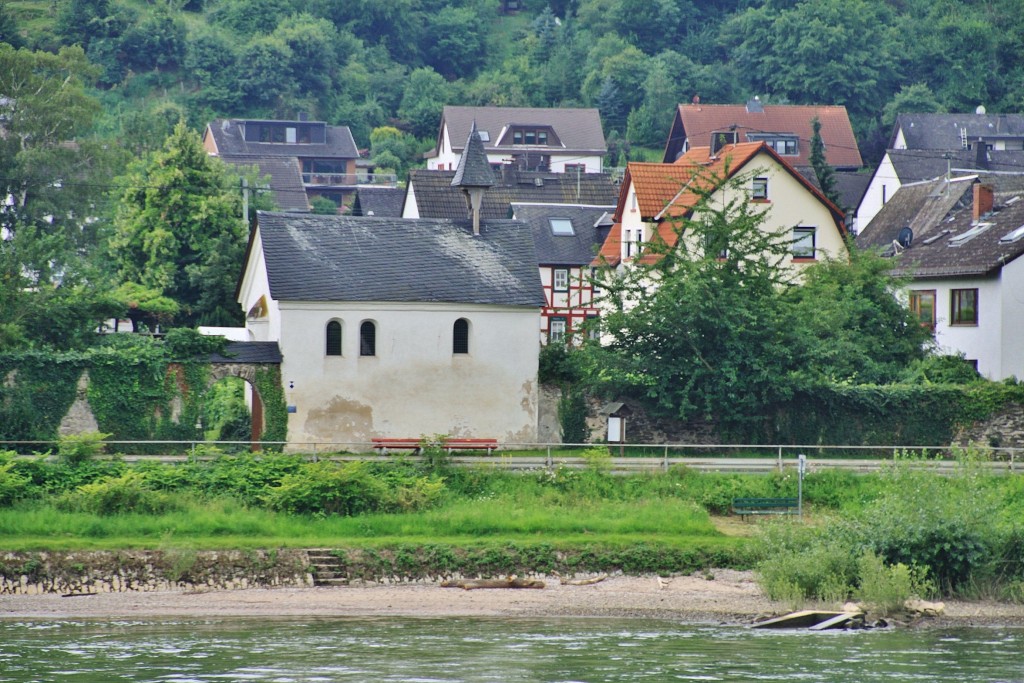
[797,453,806,516]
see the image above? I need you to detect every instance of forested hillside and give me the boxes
[4,0,1024,163]
[2,0,1022,350]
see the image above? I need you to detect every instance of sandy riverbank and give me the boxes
[3,570,1024,627]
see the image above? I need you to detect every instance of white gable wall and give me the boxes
[237,230,280,342]
[858,153,901,234]
[904,271,1024,380]
[429,126,458,170]
[276,301,540,449]
[1000,257,1024,380]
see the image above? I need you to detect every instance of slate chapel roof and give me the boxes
[451,121,496,188]
[253,212,544,307]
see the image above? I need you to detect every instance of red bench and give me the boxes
[371,438,423,454]
[443,438,498,454]
[371,438,498,455]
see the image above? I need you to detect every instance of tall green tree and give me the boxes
[108,122,248,327]
[0,45,121,349]
[809,117,840,208]
[783,250,932,385]
[587,166,798,431]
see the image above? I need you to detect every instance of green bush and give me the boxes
[263,461,444,516]
[558,387,589,445]
[57,432,110,466]
[56,471,180,515]
[754,522,855,604]
[0,457,33,506]
[856,551,932,615]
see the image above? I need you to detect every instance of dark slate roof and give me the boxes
[353,186,406,217]
[451,122,496,188]
[891,113,1024,149]
[834,171,872,214]
[220,155,310,212]
[511,203,615,267]
[210,341,282,364]
[856,174,1024,278]
[438,106,606,155]
[206,119,359,159]
[256,212,545,306]
[408,169,619,220]
[887,149,1024,184]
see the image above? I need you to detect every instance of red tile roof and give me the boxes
[668,103,863,168]
[595,142,845,266]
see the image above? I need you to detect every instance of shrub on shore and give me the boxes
[753,447,1020,604]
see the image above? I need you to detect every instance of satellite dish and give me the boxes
[897,226,913,248]
[976,105,987,115]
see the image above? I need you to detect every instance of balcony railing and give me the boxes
[302,172,398,187]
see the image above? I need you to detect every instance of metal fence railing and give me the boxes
[2,440,1018,474]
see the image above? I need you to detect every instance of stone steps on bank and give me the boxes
[306,550,349,587]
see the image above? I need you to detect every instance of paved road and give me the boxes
[106,452,1020,474]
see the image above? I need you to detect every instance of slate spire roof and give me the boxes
[451,121,496,189]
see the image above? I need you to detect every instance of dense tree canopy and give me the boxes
[7,0,1019,164]
[108,122,250,327]
[585,169,932,433]
[0,45,123,350]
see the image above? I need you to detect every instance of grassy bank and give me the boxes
[1,444,1022,603]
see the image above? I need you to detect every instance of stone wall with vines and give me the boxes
[0,342,287,451]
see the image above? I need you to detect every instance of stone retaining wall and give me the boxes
[0,550,312,595]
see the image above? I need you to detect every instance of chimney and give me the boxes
[975,138,989,169]
[746,96,764,114]
[973,183,994,222]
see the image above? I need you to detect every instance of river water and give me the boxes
[1,617,1022,682]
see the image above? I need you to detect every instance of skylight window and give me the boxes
[1000,224,1024,244]
[478,131,490,142]
[948,223,992,246]
[922,230,951,245]
[549,218,575,236]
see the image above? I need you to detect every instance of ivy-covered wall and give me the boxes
[0,341,287,451]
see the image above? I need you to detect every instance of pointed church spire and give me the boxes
[451,120,495,235]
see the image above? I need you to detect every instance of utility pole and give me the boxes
[241,177,250,227]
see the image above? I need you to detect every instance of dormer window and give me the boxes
[242,120,326,144]
[747,133,799,156]
[502,126,558,147]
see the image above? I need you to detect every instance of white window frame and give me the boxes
[553,268,569,292]
[549,317,566,343]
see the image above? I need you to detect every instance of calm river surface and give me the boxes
[1,617,1022,682]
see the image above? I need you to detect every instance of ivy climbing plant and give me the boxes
[0,335,288,452]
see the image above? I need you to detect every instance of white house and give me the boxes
[236,211,545,450]
[425,106,606,173]
[857,175,1024,380]
[595,141,848,272]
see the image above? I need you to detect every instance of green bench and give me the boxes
[731,497,800,521]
